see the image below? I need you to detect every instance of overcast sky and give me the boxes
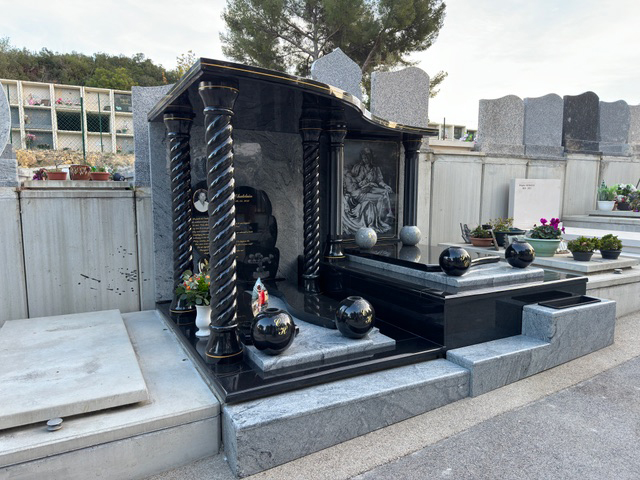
[3,0,639,128]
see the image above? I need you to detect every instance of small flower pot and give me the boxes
[597,200,615,211]
[90,172,111,181]
[47,171,67,180]
[494,229,526,247]
[617,201,631,211]
[600,249,622,260]
[571,251,594,262]
[470,237,494,247]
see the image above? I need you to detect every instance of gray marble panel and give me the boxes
[562,91,600,153]
[0,145,18,187]
[599,100,630,156]
[310,48,363,100]
[223,359,469,477]
[348,254,544,291]
[628,104,640,153]
[523,94,564,157]
[370,67,430,128]
[523,298,616,369]
[476,95,525,155]
[132,85,173,188]
[447,335,549,396]
[245,298,395,373]
[0,86,9,157]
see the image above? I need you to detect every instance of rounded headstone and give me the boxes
[370,67,430,128]
[310,48,363,100]
[476,95,525,155]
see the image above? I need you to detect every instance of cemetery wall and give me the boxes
[0,189,28,322]
[422,151,640,245]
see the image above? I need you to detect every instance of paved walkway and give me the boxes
[146,311,640,480]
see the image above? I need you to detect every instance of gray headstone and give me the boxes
[629,104,640,155]
[0,86,10,156]
[562,91,600,153]
[599,100,630,156]
[133,85,173,188]
[0,87,18,187]
[476,95,525,155]
[370,67,430,128]
[523,94,564,157]
[310,48,363,100]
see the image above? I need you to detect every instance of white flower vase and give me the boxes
[195,305,212,337]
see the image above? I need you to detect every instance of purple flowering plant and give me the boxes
[529,217,564,239]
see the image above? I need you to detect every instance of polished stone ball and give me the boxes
[335,296,375,339]
[251,307,296,355]
[112,172,126,181]
[438,246,472,276]
[398,245,422,263]
[505,240,535,268]
[400,225,422,246]
[355,227,377,249]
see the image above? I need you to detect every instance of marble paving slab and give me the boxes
[245,297,395,373]
[348,254,544,291]
[0,309,148,430]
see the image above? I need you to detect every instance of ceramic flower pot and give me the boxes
[600,249,621,260]
[470,237,494,247]
[505,239,535,268]
[90,172,111,181]
[494,229,526,247]
[571,251,594,262]
[195,305,211,337]
[597,200,615,211]
[335,296,375,339]
[524,237,561,257]
[251,307,296,355]
[47,171,67,180]
[69,164,91,180]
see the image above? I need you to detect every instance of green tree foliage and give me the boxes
[0,38,179,89]
[221,0,447,96]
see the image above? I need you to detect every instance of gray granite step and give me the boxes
[447,297,616,397]
[222,359,469,477]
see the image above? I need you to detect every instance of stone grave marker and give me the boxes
[629,104,640,155]
[523,93,564,157]
[310,48,363,100]
[476,95,525,155]
[191,185,279,282]
[370,67,430,128]
[599,100,630,156]
[508,178,562,230]
[562,91,600,153]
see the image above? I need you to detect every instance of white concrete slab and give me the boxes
[0,310,148,430]
[508,178,562,230]
[0,310,220,471]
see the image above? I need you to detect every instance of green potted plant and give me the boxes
[615,183,637,211]
[175,270,211,337]
[599,233,623,260]
[524,217,564,257]
[567,236,600,262]
[597,182,617,211]
[490,217,525,247]
[90,166,111,181]
[469,225,494,247]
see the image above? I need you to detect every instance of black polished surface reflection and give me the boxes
[505,240,535,268]
[251,307,297,355]
[335,296,375,339]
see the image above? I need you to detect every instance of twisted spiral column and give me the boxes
[164,111,195,324]
[198,80,243,364]
[300,117,322,293]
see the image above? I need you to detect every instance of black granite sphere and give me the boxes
[335,296,375,339]
[438,247,472,276]
[505,240,535,268]
[250,307,296,355]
